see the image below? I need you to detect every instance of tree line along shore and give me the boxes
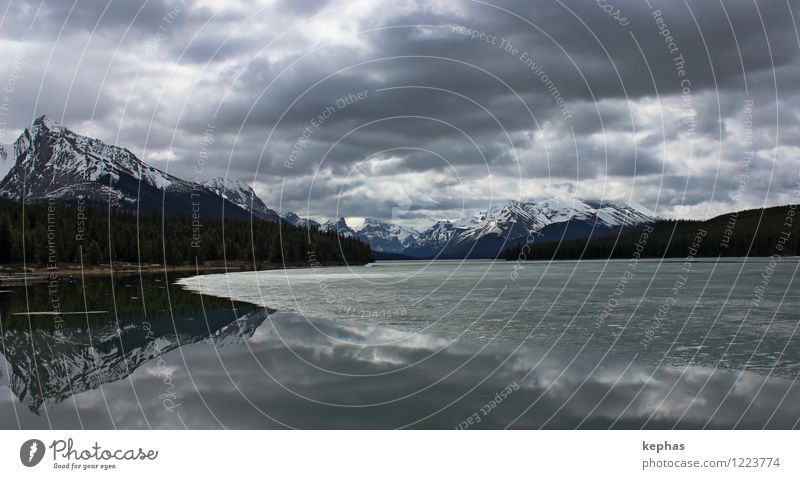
[0,200,374,272]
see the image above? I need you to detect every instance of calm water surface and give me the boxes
[1,258,799,429]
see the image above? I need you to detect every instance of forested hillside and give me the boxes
[501,204,799,261]
[0,201,374,266]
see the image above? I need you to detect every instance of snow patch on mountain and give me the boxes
[451,197,650,244]
[0,115,186,203]
[201,177,278,220]
[355,217,420,253]
[280,211,321,229]
[322,217,357,238]
[415,220,457,245]
[405,197,653,257]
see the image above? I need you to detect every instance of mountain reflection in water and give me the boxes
[0,274,266,417]
[0,271,799,429]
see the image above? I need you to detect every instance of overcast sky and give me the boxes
[0,0,798,228]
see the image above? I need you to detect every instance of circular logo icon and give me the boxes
[20,439,45,467]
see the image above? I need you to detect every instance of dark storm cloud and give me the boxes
[0,0,177,40]
[0,0,798,222]
[179,34,252,64]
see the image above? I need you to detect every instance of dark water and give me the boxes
[1,262,799,429]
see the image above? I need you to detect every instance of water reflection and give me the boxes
[1,272,799,429]
[0,274,266,414]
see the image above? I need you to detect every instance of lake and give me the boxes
[2,258,799,429]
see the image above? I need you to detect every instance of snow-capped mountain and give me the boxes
[0,116,276,221]
[293,196,650,258]
[316,216,420,252]
[323,217,357,238]
[455,197,649,243]
[407,220,456,251]
[405,197,652,258]
[202,177,279,221]
[355,217,419,253]
[280,211,321,230]
[1,116,184,201]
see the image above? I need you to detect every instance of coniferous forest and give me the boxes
[0,200,374,267]
[501,204,799,261]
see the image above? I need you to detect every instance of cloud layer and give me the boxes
[0,0,798,227]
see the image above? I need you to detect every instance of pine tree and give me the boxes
[86,240,102,265]
[0,213,12,262]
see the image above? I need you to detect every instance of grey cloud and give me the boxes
[0,0,798,222]
[0,0,180,41]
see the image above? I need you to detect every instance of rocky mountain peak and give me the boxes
[0,116,279,221]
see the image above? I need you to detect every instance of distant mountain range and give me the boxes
[281,198,653,259]
[0,117,653,259]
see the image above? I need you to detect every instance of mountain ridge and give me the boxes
[501,203,799,261]
[0,116,279,221]
[290,197,653,259]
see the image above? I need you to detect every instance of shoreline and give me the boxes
[0,260,365,282]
